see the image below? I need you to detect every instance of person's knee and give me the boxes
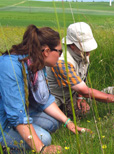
[43,133,52,146]
[33,124,52,146]
[46,119,60,133]
[39,118,60,133]
[38,131,52,146]
[34,116,60,133]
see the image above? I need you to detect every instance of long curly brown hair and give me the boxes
[2,25,60,73]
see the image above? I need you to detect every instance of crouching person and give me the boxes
[0,25,89,154]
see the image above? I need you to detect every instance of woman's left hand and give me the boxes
[66,121,91,134]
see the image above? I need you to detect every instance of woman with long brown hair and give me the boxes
[0,25,89,154]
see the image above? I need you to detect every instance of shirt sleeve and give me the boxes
[51,60,82,87]
[0,59,32,127]
[38,93,55,111]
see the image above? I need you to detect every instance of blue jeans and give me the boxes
[1,111,60,154]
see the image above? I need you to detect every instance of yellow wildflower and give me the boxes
[65,147,70,150]
[14,140,18,145]
[20,140,23,144]
[102,145,107,149]
[32,150,35,153]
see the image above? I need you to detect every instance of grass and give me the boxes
[0,1,114,11]
[51,112,114,154]
[0,1,114,154]
[0,1,114,27]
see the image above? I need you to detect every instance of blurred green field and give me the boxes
[0,1,114,28]
[0,0,114,11]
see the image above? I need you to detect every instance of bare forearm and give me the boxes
[82,88,114,103]
[44,102,67,123]
[44,102,90,134]
[16,124,43,153]
[72,82,114,103]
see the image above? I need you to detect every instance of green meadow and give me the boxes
[0,0,114,154]
[0,0,114,27]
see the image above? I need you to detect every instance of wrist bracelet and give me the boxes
[40,145,46,153]
[64,118,71,127]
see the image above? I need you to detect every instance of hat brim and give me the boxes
[62,36,73,45]
[75,37,98,52]
[62,36,97,52]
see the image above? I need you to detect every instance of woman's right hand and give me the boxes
[42,145,62,154]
